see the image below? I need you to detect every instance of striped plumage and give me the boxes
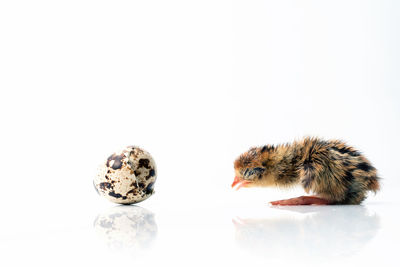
[233,137,380,204]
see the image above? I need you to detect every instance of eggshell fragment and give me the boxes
[94,146,157,204]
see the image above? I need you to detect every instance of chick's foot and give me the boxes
[270,196,332,206]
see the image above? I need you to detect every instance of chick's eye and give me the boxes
[253,167,266,179]
[242,168,249,177]
[242,167,265,179]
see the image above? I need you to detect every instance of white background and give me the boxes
[1,1,399,266]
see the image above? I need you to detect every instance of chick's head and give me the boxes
[232,146,277,190]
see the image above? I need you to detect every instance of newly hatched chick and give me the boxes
[232,137,380,205]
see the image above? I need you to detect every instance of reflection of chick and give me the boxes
[232,137,380,205]
[233,206,380,258]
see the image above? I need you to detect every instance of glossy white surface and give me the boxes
[1,1,399,266]
[1,195,398,267]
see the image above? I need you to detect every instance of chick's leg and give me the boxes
[270,196,332,206]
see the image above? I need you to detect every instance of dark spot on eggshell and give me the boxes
[127,188,137,195]
[109,191,125,199]
[145,169,155,180]
[134,170,141,176]
[111,158,123,169]
[106,154,125,170]
[99,182,113,190]
[146,182,155,195]
[138,158,150,169]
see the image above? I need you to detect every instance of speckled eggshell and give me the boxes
[94,146,157,204]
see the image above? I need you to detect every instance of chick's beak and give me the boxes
[231,176,250,190]
[231,176,240,188]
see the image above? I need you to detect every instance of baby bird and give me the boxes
[232,137,380,205]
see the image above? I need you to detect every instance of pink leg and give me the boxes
[270,196,333,206]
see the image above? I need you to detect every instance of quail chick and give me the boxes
[232,137,380,205]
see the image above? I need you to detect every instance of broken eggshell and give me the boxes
[94,146,157,204]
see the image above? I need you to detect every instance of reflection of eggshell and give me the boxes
[94,146,157,204]
[94,205,157,250]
